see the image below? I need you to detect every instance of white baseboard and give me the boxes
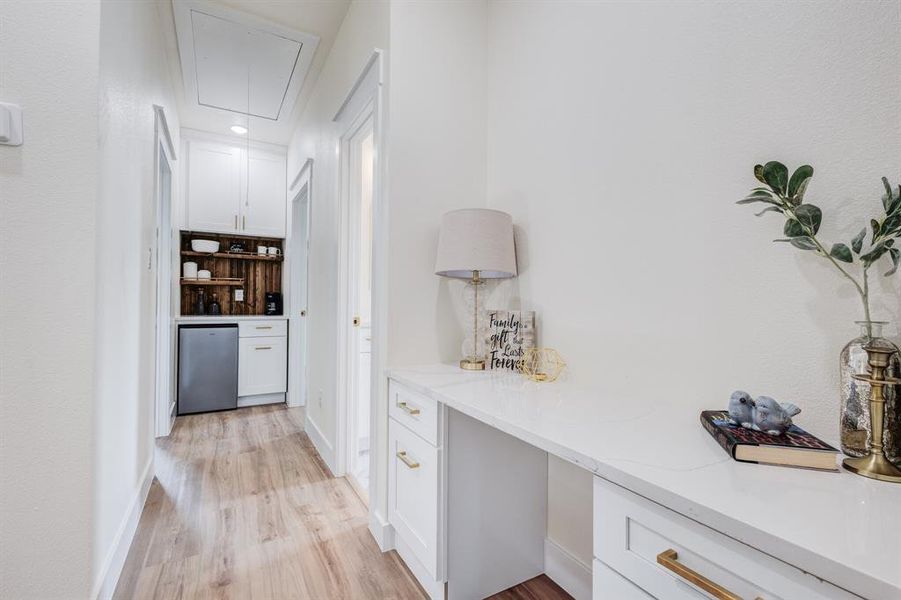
[395,534,445,600]
[368,508,395,552]
[91,459,154,600]
[544,537,593,600]
[237,392,285,408]
[305,413,336,475]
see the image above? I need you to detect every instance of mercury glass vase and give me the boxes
[839,321,901,465]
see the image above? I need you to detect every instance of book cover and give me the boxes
[700,410,838,471]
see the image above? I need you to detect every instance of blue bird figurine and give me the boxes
[727,391,755,429]
[751,396,801,436]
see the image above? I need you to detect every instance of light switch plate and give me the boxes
[234,289,244,302]
[0,102,23,146]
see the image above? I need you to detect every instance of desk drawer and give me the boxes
[389,380,440,446]
[388,418,441,580]
[238,319,287,338]
[593,477,857,600]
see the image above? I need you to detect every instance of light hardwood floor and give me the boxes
[115,404,571,600]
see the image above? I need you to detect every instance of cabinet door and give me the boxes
[186,140,242,234]
[238,336,287,396]
[243,149,286,237]
[388,418,441,579]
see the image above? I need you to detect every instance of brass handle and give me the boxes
[397,401,420,416]
[656,549,742,600]
[396,451,420,469]
[255,326,273,330]
[254,346,272,350]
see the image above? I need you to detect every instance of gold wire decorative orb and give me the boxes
[521,347,566,382]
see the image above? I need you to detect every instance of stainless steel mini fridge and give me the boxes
[177,323,238,415]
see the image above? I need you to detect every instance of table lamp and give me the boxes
[435,209,517,370]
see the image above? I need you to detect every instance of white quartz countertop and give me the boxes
[175,315,287,323]
[387,364,901,600]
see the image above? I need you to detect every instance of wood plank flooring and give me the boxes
[114,404,571,600]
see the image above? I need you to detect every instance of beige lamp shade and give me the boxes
[435,208,517,279]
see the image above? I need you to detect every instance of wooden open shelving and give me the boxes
[180,231,283,316]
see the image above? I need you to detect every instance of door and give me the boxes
[343,112,375,501]
[186,139,242,233]
[154,141,174,436]
[244,148,287,237]
[288,174,311,407]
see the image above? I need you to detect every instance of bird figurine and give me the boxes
[727,390,755,429]
[751,396,801,436]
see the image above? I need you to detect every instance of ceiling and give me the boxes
[160,0,351,145]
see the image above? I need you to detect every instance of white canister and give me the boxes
[257,245,268,255]
[268,246,281,256]
[197,269,212,280]
[183,262,198,279]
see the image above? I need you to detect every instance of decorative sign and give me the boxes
[484,310,536,371]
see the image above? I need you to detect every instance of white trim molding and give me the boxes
[91,460,154,600]
[544,537,593,600]
[305,413,336,475]
[368,508,395,553]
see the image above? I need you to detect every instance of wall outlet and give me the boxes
[234,289,244,302]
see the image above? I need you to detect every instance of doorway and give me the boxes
[288,161,312,408]
[153,106,176,437]
[336,53,383,507]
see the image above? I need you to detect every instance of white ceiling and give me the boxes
[160,0,351,145]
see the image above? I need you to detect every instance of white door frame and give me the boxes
[335,50,385,510]
[153,105,177,438]
[287,158,313,407]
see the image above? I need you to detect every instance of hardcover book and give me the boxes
[700,410,839,471]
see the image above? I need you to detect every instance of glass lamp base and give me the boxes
[460,358,485,371]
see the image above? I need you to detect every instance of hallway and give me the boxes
[114,405,422,598]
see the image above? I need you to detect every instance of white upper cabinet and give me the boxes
[186,140,243,233]
[244,149,287,237]
[182,134,287,237]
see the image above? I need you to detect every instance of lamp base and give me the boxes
[459,358,486,371]
[843,453,901,483]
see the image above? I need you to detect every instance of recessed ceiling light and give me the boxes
[230,125,248,135]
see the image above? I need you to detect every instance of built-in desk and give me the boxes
[385,364,901,600]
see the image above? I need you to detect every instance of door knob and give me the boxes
[352,316,361,327]
[300,310,307,317]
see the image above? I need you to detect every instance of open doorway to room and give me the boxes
[288,161,312,409]
[336,53,382,507]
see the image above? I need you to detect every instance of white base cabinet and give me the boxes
[238,320,287,400]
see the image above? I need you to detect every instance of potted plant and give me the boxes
[738,162,900,463]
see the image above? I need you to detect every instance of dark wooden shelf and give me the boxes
[180,278,245,286]
[181,250,283,262]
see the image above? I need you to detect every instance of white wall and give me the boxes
[0,2,101,597]
[486,0,901,567]
[93,0,181,596]
[286,0,389,470]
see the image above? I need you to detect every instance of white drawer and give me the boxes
[238,336,287,396]
[388,380,440,446]
[594,559,652,599]
[388,418,442,581]
[593,477,858,600]
[238,319,287,338]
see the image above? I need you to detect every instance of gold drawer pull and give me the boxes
[397,401,420,416]
[396,451,420,469]
[657,549,744,600]
[254,346,272,350]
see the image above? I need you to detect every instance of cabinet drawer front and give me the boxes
[593,477,858,600]
[388,418,441,579]
[238,336,287,396]
[388,381,440,446]
[593,559,652,599]
[238,320,288,338]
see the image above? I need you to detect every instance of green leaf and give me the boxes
[790,237,818,251]
[794,204,822,235]
[886,248,901,276]
[754,164,766,184]
[762,161,788,196]
[830,243,853,263]
[788,165,813,200]
[852,227,866,254]
[861,242,887,265]
[737,190,780,205]
[754,206,783,217]
[883,177,893,212]
[882,214,901,236]
[783,218,805,237]
[871,219,881,243]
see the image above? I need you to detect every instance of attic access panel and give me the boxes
[174,0,320,123]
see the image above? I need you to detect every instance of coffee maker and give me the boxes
[264,292,283,316]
